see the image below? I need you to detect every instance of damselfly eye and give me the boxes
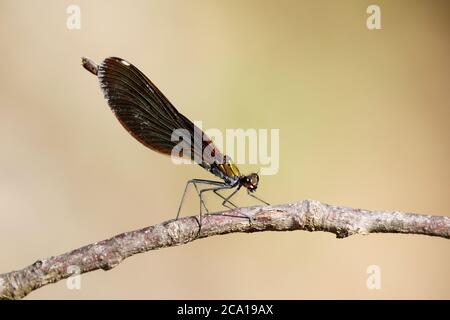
[250,173,259,186]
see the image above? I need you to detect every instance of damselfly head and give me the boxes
[241,173,259,192]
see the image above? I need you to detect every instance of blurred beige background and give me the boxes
[0,0,449,299]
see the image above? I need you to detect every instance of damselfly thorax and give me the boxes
[82,57,269,227]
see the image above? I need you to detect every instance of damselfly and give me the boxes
[82,57,269,226]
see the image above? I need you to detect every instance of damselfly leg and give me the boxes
[198,184,255,227]
[247,189,270,206]
[176,179,233,235]
[176,180,258,235]
[213,189,238,210]
[176,179,227,220]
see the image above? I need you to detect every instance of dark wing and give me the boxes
[95,57,223,168]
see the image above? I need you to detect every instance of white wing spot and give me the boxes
[120,59,131,66]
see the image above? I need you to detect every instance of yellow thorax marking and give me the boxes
[218,159,240,178]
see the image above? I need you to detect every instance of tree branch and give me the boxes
[1,199,449,299]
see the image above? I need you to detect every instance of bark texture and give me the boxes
[1,199,449,299]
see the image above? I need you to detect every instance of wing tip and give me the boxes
[81,57,99,76]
